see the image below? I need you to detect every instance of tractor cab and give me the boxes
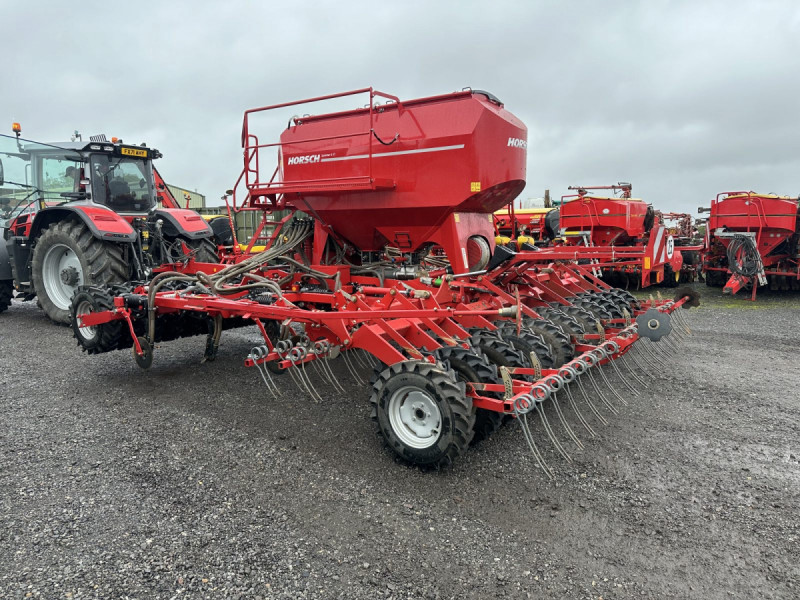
[1,124,215,323]
[0,130,158,236]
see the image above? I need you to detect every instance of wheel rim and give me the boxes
[42,243,83,310]
[74,298,97,342]
[388,386,441,449]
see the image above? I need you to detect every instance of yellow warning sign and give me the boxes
[471,181,481,192]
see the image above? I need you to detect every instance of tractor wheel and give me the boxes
[0,280,12,313]
[662,264,680,288]
[31,220,128,324]
[526,318,574,367]
[70,286,124,354]
[370,361,475,467]
[435,346,504,444]
[185,237,219,263]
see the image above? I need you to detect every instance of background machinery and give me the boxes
[700,191,800,298]
[0,126,218,321]
[67,88,698,469]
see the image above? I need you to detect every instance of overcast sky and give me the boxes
[3,0,799,212]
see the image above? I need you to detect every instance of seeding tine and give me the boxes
[301,361,324,402]
[564,383,596,437]
[619,353,649,388]
[575,377,609,426]
[595,364,629,407]
[551,392,584,450]
[608,356,641,397]
[361,349,378,367]
[537,405,572,463]
[518,414,554,480]
[586,368,619,415]
[351,348,369,368]
[322,354,347,393]
[676,310,692,335]
[633,341,661,371]
[291,352,322,402]
[343,351,366,385]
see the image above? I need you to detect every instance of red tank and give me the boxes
[242,88,527,273]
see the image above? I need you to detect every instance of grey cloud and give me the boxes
[3,0,799,211]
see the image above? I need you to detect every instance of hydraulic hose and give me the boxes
[726,234,762,277]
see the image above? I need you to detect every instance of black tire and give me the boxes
[435,346,504,444]
[31,220,128,324]
[208,216,235,246]
[185,237,219,263]
[526,318,574,367]
[469,328,530,378]
[0,280,12,313]
[558,304,602,341]
[495,321,556,369]
[537,307,585,342]
[571,297,614,323]
[70,286,124,354]
[662,264,680,288]
[370,361,475,467]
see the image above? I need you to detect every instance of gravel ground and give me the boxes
[1,282,798,599]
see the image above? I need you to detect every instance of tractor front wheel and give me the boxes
[370,361,475,467]
[32,220,128,324]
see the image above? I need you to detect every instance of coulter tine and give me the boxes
[538,405,572,463]
[351,349,369,368]
[576,377,609,426]
[586,368,619,415]
[518,414,554,479]
[608,356,641,397]
[620,353,649,388]
[565,383,596,437]
[343,351,366,385]
[254,362,278,398]
[551,392,584,450]
[322,355,346,393]
[595,365,629,407]
[633,342,660,371]
[296,360,322,402]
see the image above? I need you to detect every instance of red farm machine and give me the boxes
[700,191,800,299]
[546,184,700,289]
[0,125,221,321]
[67,88,699,470]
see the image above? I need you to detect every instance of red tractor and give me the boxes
[699,191,800,299]
[68,88,698,468]
[0,125,218,322]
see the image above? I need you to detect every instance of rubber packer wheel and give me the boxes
[31,220,127,324]
[70,286,124,354]
[436,346,504,445]
[370,361,475,467]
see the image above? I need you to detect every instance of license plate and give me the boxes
[121,147,147,157]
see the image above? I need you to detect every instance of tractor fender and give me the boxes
[29,205,137,243]
[151,208,213,241]
[0,235,12,280]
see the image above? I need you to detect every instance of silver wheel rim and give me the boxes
[388,386,442,449]
[74,298,97,342]
[42,243,83,310]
